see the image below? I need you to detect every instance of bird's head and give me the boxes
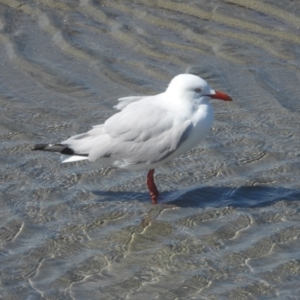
[166,74,232,104]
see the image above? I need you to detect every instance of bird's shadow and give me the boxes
[92,185,300,209]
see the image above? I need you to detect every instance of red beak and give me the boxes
[210,91,232,101]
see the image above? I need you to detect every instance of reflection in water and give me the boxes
[1,0,300,299]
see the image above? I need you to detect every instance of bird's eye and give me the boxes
[195,88,201,93]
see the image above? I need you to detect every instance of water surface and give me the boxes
[1,0,300,299]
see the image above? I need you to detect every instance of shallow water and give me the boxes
[1,0,300,299]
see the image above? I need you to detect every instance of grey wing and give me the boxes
[89,103,193,165]
[114,96,147,110]
[114,93,163,110]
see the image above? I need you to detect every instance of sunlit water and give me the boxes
[1,0,300,299]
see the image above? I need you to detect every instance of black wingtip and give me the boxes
[32,143,88,157]
[32,143,66,153]
[60,147,75,155]
[32,144,48,151]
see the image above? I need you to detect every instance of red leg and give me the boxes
[147,169,159,204]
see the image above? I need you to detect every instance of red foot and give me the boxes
[147,169,159,204]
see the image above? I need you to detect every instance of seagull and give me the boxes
[33,74,232,204]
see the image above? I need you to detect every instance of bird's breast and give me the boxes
[192,103,214,132]
[180,104,214,151]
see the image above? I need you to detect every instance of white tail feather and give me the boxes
[60,155,89,163]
